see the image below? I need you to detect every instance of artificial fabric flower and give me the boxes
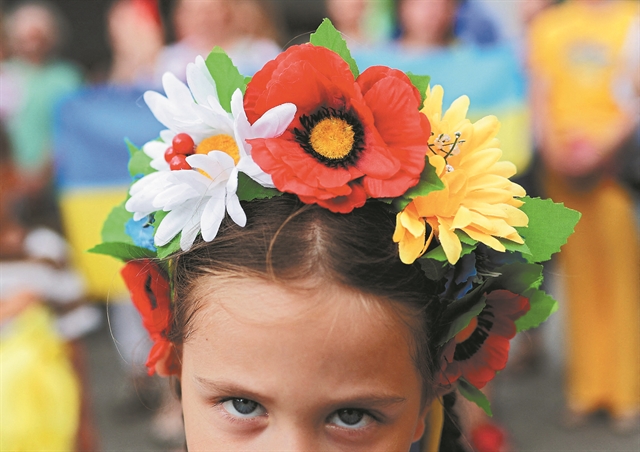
[393,85,528,264]
[243,44,431,213]
[125,216,156,251]
[144,56,236,147]
[126,65,296,251]
[439,289,530,389]
[142,56,295,182]
[121,260,176,376]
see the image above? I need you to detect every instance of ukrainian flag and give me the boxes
[54,86,162,300]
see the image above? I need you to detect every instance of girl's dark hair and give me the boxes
[170,195,440,391]
[168,194,463,448]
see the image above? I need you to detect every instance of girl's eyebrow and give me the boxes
[194,376,407,408]
[194,376,275,404]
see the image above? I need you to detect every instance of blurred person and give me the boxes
[396,0,498,48]
[52,0,183,446]
[397,0,458,49]
[325,0,396,48]
[326,0,370,46]
[0,120,101,450]
[529,0,640,431]
[227,0,283,75]
[156,0,280,79]
[3,1,82,230]
[107,0,164,86]
[0,9,22,122]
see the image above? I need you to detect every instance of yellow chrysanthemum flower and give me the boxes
[393,85,528,265]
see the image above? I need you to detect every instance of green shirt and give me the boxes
[4,59,82,174]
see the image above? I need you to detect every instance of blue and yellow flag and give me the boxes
[54,86,162,299]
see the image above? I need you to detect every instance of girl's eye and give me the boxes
[221,398,266,418]
[328,408,373,429]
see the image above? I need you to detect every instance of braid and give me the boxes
[438,392,467,452]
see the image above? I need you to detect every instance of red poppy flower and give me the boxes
[439,290,530,389]
[244,44,431,213]
[121,260,177,375]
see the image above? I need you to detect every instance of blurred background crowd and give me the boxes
[0,0,638,451]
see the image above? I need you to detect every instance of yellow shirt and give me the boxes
[529,1,638,150]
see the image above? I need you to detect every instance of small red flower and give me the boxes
[244,44,431,213]
[121,260,177,375]
[439,290,530,389]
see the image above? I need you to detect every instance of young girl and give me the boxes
[95,19,579,450]
[0,120,100,450]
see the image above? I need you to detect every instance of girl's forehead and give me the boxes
[183,277,422,399]
[191,275,407,332]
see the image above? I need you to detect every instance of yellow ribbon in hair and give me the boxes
[424,398,444,452]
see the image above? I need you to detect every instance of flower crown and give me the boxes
[92,20,580,417]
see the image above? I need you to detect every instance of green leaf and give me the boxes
[236,172,283,202]
[516,288,559,332]
[439,284,488,342]
[88,242,156,261]
[458,378,492,417]
[498,237,531,256]
[492,262,543,295]
[442,298,486,345]
[127,139,154,178]
[456,230,476,246]
[157,235,181,260]
[425,241,476,262]
[393,158,445,210]
[516,197,580,263]
[101,201,134,244]
[205,47,248,112]
[310,18,359,79]
[418,257,448,281]
[406,72,430,108]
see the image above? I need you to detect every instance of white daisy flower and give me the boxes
[126,58,296,251]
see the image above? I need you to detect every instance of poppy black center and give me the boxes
[294,107,365,168]
[453,310,494,361]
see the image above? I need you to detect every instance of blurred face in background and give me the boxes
[108,1,163,62]
[174,0,234,47]
[232,0,279,42]
[326,0,368,34]
[6,3,60,64]
[399,0,457,47]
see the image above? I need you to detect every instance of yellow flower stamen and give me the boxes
[309,117,355,161]
[196,134,240,164]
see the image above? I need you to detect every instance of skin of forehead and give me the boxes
[180,276,426,449]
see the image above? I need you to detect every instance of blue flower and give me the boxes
[126,216,156,251]
[443,253,477,300]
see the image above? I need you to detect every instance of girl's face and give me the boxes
[180,277,427,451]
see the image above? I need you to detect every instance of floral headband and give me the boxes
[92,20,580,417]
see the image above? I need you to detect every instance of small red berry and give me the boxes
[172,133,195,154]
[169,154,192,170]
[164,146,178,163]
